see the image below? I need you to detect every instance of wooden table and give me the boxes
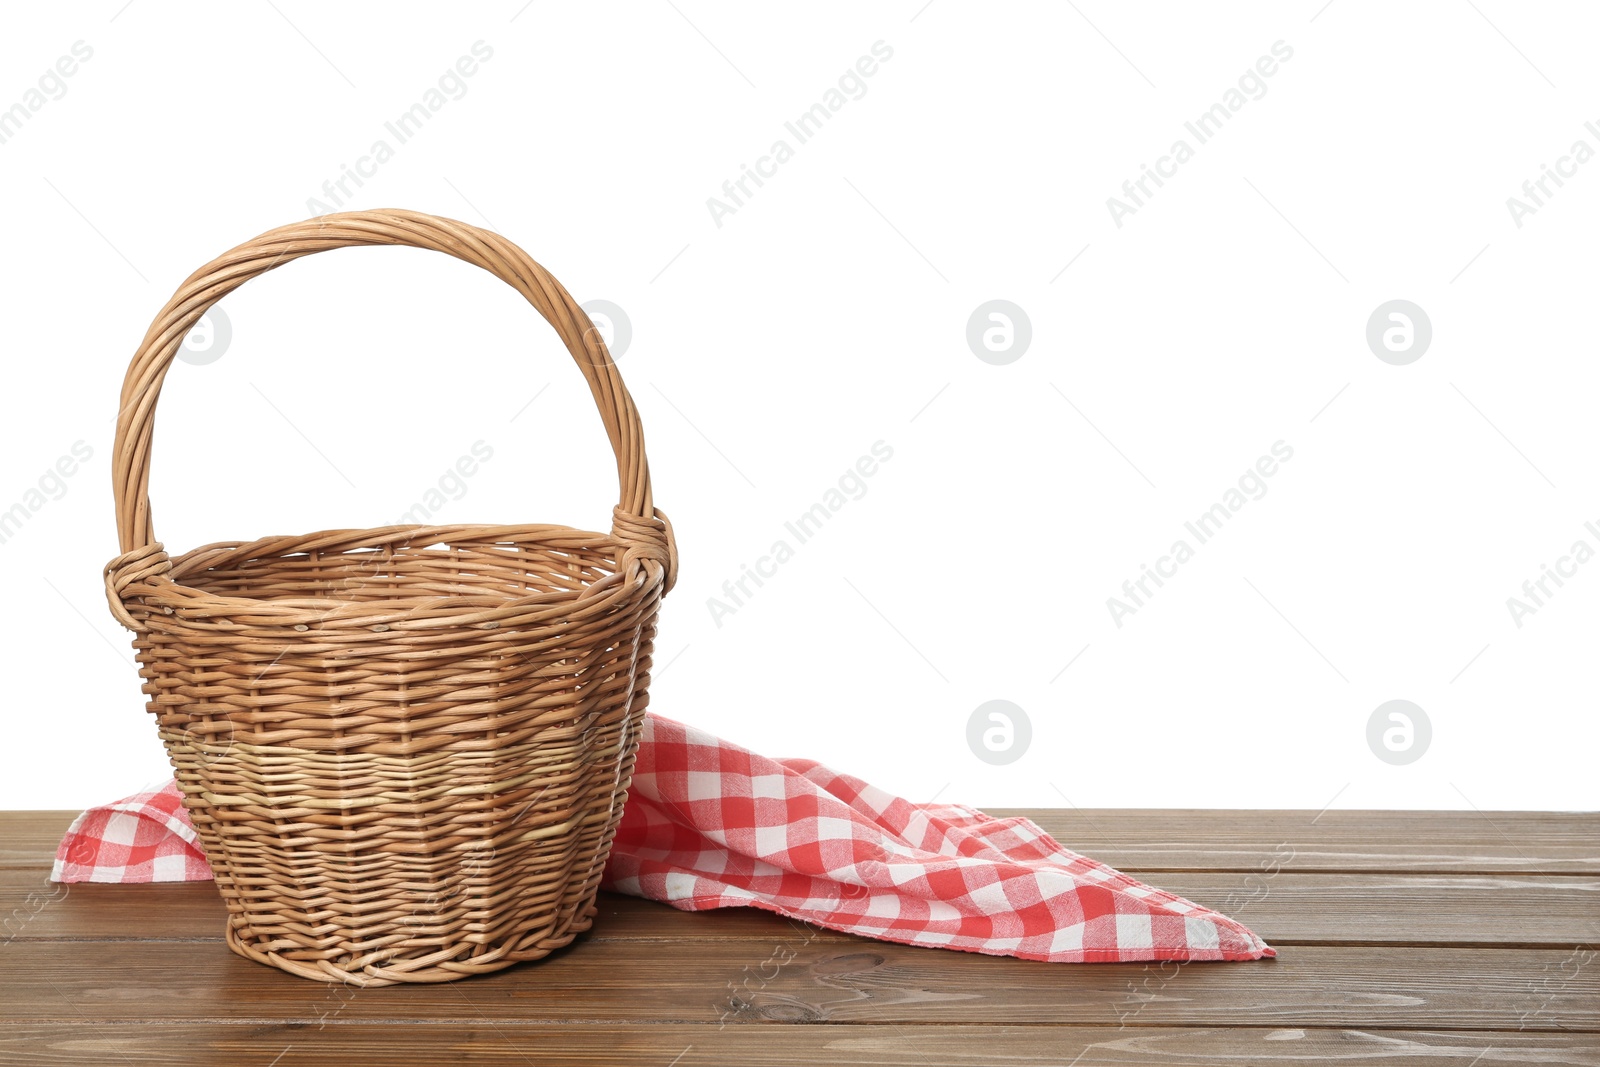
[2,808,1596,1065]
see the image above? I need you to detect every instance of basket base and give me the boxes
[223,901,599,987]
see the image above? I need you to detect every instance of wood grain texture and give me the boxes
[2,1025,1597,1067]
[1001,808,1600,874]
[0,811,73,869]
[3,938,1595,1031]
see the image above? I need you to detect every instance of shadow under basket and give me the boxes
[103,210,675,986]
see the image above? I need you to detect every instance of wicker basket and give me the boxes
[102,209,676,986]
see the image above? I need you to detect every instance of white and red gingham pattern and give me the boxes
[54,713,1272,963]
[609,714,1273,963]
[51,782,211,883]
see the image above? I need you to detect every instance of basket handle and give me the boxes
[110,208,673,591]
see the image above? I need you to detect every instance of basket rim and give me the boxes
[108,521,664,630]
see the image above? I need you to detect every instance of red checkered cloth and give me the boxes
[55,713,1273,963]
[52,782,211,883]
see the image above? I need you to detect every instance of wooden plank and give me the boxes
[998,808,1600,874]
[0,872,222,943]
[1,939,1593,1032]
[7,809,1596,874]
[0,811,74,869]
[1,1024,1597,1067]
[7,870,1595,949]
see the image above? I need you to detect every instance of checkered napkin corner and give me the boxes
[52,782,211,884]
[603,714,1274,963]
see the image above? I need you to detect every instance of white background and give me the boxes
[1,2,1595,813]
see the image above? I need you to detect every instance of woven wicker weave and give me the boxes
[102,209,676,985]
